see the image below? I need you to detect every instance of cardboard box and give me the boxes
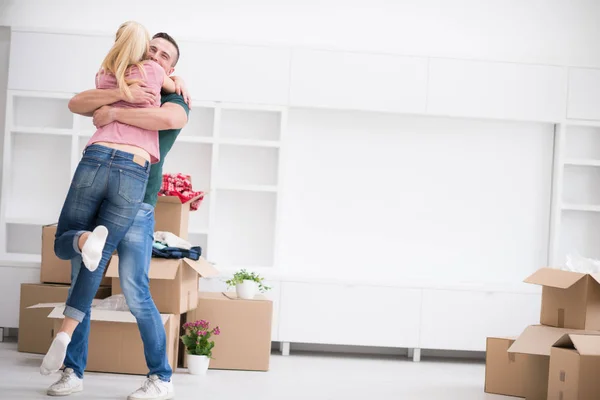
[185,292,273,371]
[524,268,600,330]
[18,284,111,354]
[547,334,600,400]
[508,325,595,400]
[485,337,527,398]
[154,194,203,240]
[30,303,179,375]
[41,224,111,286]
[107,256,218,314]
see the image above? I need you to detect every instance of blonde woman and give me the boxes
[40,21,176,375]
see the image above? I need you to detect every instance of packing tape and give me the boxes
[559,391,564,400]
[508,353,516,363]
[560,371,566,382]
[558,308,565,328]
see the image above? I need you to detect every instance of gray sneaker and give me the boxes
[47,368,83,396]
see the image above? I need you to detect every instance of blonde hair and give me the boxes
[100,21,150,101]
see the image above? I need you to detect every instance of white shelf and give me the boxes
[216,184,278,193]
[219,138,280,148]
[178,136,214,144]
[561,203,600,212]
[5,217,53,225]
[564,158,600,167]
[565,119,600,128]
[11,127,73,136]
[0,253,41,267]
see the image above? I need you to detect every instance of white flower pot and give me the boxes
[236,280,257,299]
[187,354,210,375]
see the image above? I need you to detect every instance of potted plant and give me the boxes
[181,320,220,375]
[225,269,271,300]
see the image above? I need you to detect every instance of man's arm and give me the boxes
[93,102,188,131]
[69,84,157,116]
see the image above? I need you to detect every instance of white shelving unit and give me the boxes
[549,121,600,265]
[0,90,286,275]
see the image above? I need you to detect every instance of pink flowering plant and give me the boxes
[181,320,221,358]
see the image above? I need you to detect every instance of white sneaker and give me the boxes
[127,375,174,400]
[47,368,83,396]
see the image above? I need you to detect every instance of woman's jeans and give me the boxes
[54,144,150,323]
[64,204,172,381]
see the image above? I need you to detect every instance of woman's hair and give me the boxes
[100,21,150,101]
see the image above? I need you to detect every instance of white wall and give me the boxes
[1,0,600,68]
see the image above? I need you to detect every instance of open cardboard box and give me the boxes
[28,302,179,375]
[107,256,218,315]
[485,337,527,398]
[548,333,600,400]
[18,284,111,354]
[154,193,203,240]
[525,268,600,330]
[508,325,599,400]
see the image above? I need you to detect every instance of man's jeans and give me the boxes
[64,203,172,382]
[54,144,150,323]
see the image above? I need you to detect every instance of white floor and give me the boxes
[0,341,513,400]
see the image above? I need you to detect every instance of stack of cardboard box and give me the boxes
[485,268,600,399]
[19,194,275,375]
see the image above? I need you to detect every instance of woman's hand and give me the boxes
[172,76,192,108]
[93,106,116,128]
[128,82,157,105]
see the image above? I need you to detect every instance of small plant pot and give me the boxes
[236,280,257,299]
[187,354,210,375]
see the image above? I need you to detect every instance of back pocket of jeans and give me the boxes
[72,161,101,189]
[117,170,147,204]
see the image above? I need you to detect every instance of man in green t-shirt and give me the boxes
[48,32,188,400]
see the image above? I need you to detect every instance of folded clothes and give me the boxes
[154,231,192,250]
[152,245,202,261]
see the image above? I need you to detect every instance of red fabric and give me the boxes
[158,173,204,211]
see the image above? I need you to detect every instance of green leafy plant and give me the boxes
[225,269,271,292]
[181,320,220,358]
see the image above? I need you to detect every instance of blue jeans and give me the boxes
[54,144,150,323]
[64,204,172,381]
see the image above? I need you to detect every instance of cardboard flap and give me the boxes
[508,325,582,356]
[157,193,203,205]
[563,334,600,356]
[183,257,218,278]
[47,305,170,325]
[590,274,600,285]
[524,268,586,289]
[27,302,67,309]
[105,257,119,278]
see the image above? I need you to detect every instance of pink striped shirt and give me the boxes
[86,60,164,163]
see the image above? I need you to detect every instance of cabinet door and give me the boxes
[9,32,111,93]
[175,41,290,105]
[419,289,541,351]
[428,58,567,122]
[290,49,428,114]
[567,68,600,120]
[279,282,421,348]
